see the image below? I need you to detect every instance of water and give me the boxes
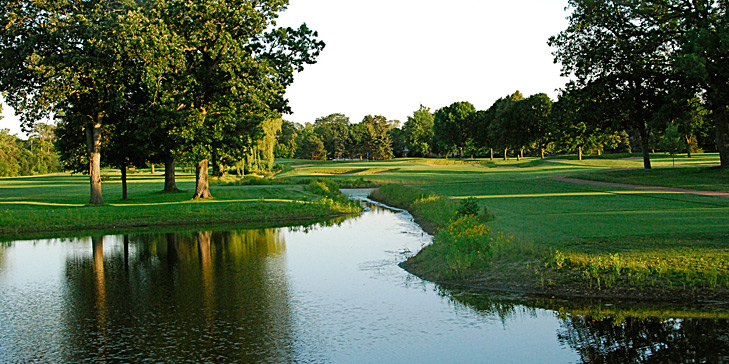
[1,190,727,363]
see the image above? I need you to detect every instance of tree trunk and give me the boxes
[685,134,692,158]
[597,149,602,156]
[490,148,493,161]
[151,163,155,174]
[578,146,583,161]
[85,120,103,205]
[714,105,729,168]
[637,125,652,169]
[123,235,130,271]
[504,148,508,160]
[520,148,524,159]
[121,164,128,200]
[540,148,545,159]
[211,150,221,176]
[163,157,179,192]
[192,159,212,199]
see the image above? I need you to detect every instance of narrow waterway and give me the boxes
[0,190,727,363]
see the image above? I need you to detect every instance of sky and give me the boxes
[0,0,572,137]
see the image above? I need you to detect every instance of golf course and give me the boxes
[2,153,727,302]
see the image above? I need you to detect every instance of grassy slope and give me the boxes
[0,169,360,240]
[279,153,729,301]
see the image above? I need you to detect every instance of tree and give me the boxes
[274,120,299,158]
[403,105,435,157]
[296,124,326,160]
[245,118,282,173]
[0,0,158,204]
[659,123,683,167]
[485,91,525,160]
[313,113,350,159]
[160,1,324,199]
[360,115,395,160]
[549,0,677,169]
[433,101,476,157]
[521,93,554,159]
[669,1,729,166]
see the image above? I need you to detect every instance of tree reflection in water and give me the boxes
[440,286,729,363]
[557,315,729,363]
[62,229,294,363]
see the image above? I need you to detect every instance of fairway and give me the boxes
[279,154,729,246]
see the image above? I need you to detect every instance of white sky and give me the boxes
[1,0,571,136]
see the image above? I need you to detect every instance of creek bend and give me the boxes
[0,190,727,363]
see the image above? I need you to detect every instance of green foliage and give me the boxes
[245,118,283,173]
[457,197,480,217]
[0,126,62,177]
[420,216,499,280]
[361,115,396,160]
[297,131,327,160]
[314,113,350,159]
[274,120,299,158]
[433,101,476,157]
[403,105,435,157]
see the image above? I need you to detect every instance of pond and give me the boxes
[1,190,727,363]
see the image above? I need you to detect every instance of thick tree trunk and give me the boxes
[192,159,212,199]
[86,120,103,205]
[121,164,128,200]
[540,147,545,159]
[503,148,508,160]
[163,157,179,192]
[578,146,583,161]
[151,163,155,174]
[520,148,524,159]
[636,124,652,169]
[714,105,729,168]
[490,148,493,161]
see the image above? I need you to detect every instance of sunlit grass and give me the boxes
[0,169,361,240]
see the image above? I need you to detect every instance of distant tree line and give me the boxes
[274,114,402,160]
[0,123,62,177]
[278,90,710,161]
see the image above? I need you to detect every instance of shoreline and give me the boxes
[366,187,729,306]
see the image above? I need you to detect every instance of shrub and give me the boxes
[457,197,480,216]
[425,216,497,279]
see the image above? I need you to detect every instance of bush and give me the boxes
[457,197,480,216]
[422,216,499,280]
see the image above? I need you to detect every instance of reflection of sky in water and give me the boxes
[2,199,725,363]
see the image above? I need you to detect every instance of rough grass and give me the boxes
[0,169,361,240]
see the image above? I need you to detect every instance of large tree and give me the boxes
[160,0,324,199]
[669,1,729,166]
[549,0,677,169]
[433,101,476,157]
[0,0,156,204]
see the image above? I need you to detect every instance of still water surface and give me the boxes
[1,190,728,363]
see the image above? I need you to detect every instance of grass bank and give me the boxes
[286,154,729,303]
[0,170,361,240]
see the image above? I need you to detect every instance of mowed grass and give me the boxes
[281,153,729,298]
[0,169,360,240]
